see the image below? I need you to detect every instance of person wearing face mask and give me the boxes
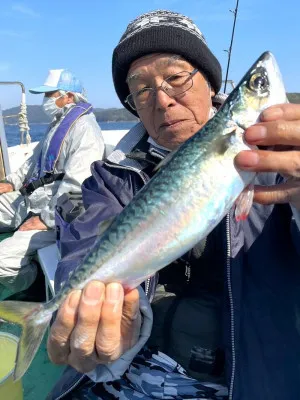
[0,68,104,300]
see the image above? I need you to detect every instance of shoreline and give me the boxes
[4,120,138,126]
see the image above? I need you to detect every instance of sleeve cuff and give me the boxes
[291,205,300,231]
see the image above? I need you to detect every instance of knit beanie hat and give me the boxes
[112,10,222,115]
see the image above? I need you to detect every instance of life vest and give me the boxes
[20,102,93,196]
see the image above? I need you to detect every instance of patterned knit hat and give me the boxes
[112,10,222,115]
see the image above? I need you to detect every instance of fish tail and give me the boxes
[0,300,52,381]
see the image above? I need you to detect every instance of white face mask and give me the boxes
[42,94,65,118]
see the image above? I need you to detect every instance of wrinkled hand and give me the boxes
[0,182,13,194]
[235,103,300,209]
[47,281,141,374]
[18,216,47,231]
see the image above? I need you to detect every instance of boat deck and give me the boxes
[0,232,64,399]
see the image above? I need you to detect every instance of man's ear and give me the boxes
[66,92,75,103]
[210,89,215,98]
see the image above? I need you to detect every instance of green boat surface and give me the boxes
[0,233,64,400]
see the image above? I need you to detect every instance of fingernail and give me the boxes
[246,125,267,142]
[236,151,260,167]
[83,281,103,305]
[107,283,122,302]
[261,107,283,121]
[68,290,81,310]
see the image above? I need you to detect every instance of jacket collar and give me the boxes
[106,122,170,172]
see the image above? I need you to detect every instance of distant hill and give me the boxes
[287,93,300,104]
[3,93,300,124]
[3,105,51,124]
[94,107,139,122]
[2,105,138,124]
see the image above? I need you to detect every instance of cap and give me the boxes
[29,69,83,94]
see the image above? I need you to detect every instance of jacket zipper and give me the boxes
[104,160,148,185]
[226,213,236,400]
[145,278,150,296]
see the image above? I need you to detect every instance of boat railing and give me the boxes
[222,79,235,93]
[0,81,33,178]
[0,106,11,178]
[0,81,31,145]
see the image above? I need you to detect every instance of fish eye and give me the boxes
[248,72,269,93]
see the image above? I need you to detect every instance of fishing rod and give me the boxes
[223,0,240,93]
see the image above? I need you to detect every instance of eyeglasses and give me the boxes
[125,69,198,111]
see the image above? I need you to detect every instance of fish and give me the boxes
[0,51,287,381]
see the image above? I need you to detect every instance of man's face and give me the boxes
[127,54,214,150]
[44,91,74,108]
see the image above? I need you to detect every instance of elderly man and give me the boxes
[0,69,104,299]
[47,11,300,400]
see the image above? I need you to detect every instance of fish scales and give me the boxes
[51,117,250,303]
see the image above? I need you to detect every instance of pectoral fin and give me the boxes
[235,184,254,221]
[212,127,237,155]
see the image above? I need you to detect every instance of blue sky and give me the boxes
[1,0,299,110]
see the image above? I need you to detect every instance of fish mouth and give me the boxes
[257,51,272,63]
